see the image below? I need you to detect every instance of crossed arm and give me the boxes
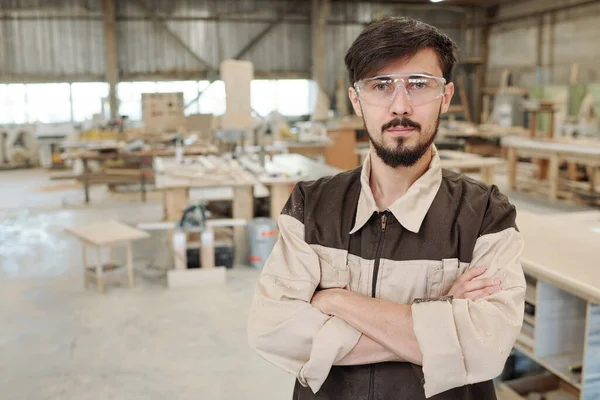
[248,201,525,397]
[311,266,502,367]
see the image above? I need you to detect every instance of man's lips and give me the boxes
[386,127,415,135]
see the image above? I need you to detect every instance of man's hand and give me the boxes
[446,266,501,301]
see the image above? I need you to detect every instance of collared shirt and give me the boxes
[248,148,525,399]
[350,148,442,235]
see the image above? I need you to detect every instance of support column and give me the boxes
[103,0,119,121]
[311,0,330,121]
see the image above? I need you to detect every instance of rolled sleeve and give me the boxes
[248,200,360,394]
[412,227,526,398]
[298,316,362,390]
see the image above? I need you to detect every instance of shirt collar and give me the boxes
[349,146,442,235]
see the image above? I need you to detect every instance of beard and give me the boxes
[365,112,440,168]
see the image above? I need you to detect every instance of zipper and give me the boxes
[369,211,388,400]
[371,211,388,297]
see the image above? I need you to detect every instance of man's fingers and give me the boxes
[464,285,502,301]
[462,278,501,293]
[457,266,487,283]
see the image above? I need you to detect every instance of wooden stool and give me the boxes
[64,221,150,294]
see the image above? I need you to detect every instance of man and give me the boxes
[248,17,525,399]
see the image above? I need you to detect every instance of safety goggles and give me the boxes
[353,73,447,107]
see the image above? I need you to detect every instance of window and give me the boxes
[250,79,312,118]
[251,80,277,118]
[276,79,311,116]
[71,82,109,122]
[117,81,157,120]
[0,84,27,124]
[0,78,314,125]
[198,80,226,116]
[26,83,71,123]
[118,80,204,120]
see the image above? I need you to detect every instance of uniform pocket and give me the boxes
[427,258,465,298]
[377,259,434,304]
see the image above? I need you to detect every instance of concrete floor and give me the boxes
[0,168,592,399]
[0,169,293,400]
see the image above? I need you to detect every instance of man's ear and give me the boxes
[348,87,363,117]
[440,82,455,114]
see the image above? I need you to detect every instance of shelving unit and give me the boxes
[496,210,600,400]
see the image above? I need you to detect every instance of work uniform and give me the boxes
[247,148,526,399]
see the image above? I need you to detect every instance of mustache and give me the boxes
[381,117,421,132]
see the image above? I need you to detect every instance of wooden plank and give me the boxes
[163,187,189,222]
[232,185,254,266]
[269,182,293,221]
[548,153,560,201]
[324,129,359,170]
[221,59,254,131]
[64,221,150,247]
[172,230,187,270]
[200,229,215,269]
[507,147,518,190]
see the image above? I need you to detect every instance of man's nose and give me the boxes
[388,86,412,117]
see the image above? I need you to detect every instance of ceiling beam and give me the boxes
[131,0,216,72]
[485,0,600,26]
[232,3,303,60]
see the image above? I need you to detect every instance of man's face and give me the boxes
[349,48,454,168]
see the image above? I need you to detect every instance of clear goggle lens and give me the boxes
[354,73,447,107]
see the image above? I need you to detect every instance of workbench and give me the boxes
[496,210,600,400]
[154,154,342,265]
[63,146,219,204]
[438,123,529,156]
[154,157,257,266]
[501,136,600,201]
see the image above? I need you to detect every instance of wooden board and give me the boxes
[324,129,359,170]
[221,59,254,130]
[502,136,600,157]
[142,92,187,133]
[64,221,150,247]
[516,210,600,304]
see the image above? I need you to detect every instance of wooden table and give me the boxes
[64,221,150,294]
[64,146,219,204]
[438,150,505,185]
[154,158,257,266]
[496,210,600,399]
[501,136,600,201]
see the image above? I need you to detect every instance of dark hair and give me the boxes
[344,17,459,84]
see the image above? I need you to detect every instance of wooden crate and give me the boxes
[142,92,187,133]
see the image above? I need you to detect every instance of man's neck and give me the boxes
[369,146,433,211]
